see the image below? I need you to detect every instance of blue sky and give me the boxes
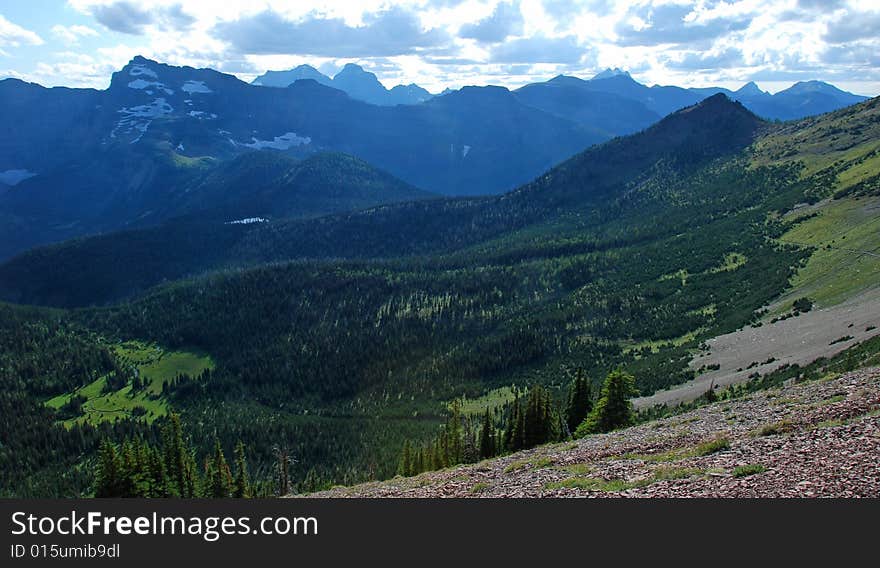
[1,0,878,95]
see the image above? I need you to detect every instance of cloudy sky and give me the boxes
[1,0,878,95]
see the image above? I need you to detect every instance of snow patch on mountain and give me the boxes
[226,217,268,225]
[113,98,174,142]
[241,132,311,150]
[119,98,174,119]
[182,80,212,94]
[128,79,173,95]
[0,169,37,186]
[188,110,217,119]
[129,64,158,78]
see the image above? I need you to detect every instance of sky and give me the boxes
[0,0,878,95]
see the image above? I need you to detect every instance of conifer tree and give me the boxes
[207,438,233,498]
[398,440,413,477]
[162,414,198,497]
[462,420,478,464]
[446,400,463,465]
[233,441,251,498]
[575,370,638,437]
[414,446,425,474]
[95,439,122,497]
[523,385,557,448]
[273,445,295,496]
[566,369,593,433]
[479,408,496,459]
[146,445,167,497]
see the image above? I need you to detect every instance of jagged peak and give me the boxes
[592,67,632,81]
[736,81,766,96]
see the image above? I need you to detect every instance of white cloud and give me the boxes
[51,24,100,45]
[3,0,872,94]
[0,15,44,47]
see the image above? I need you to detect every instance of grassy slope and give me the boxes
[753,97,880,312]
[775,197,880,310]
[45,340,213,426]
[631,97,880,406]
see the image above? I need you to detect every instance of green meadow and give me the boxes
[776,196,880,310]
[45,340,214,426]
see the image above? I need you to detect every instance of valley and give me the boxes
[0,55,878,497]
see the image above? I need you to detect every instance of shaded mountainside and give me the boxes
[0,56,603,258]
[0,94,765,307]
[1,57,868,261]
[162,151,434,221]
[0,145,434,260]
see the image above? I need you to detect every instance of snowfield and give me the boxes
[128,79,173,95]
[182,80,212,94]
[113,98,174,142]
[225,217,268,225]
[129,63,158,78]
[242,132,311,150]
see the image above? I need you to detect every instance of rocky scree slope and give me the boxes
[310,367,880,498]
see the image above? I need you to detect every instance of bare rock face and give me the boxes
[310,367,880,498]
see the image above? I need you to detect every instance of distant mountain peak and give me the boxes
[337,63,370,76]
[592,68,631,81]
[735,81,767,97]
[252,65,332,88]
[785,80,835,94]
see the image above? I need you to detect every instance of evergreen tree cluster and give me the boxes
[574,370,638,437]
[398,369,640,476]
[94,414,253,498]
[398,385,564,477]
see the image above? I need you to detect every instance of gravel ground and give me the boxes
[633,287,880,409]
[308,367,880,498]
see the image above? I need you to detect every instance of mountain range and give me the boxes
[253,63,434,106]
[1,61,878,496]
[253,62,868,124]
[0,56,599,259]
[0,56,869,264]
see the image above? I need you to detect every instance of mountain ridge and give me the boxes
[252,62,434,106]
[0,93,770,308]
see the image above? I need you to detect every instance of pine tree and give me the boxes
[505,396,524,451]
[273,445,295,496]
[446,400,463,465]
[522,385,558,448]
[162,414,198,497]
[207,438,233,498]
[575,370,638,437]
[398,440,413,477]
[146,445,168,497]
[95,439,122,497]
[414,446,425,474]
[479,408,496,459]
[233,441,251,498]
[566,369,593,433]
